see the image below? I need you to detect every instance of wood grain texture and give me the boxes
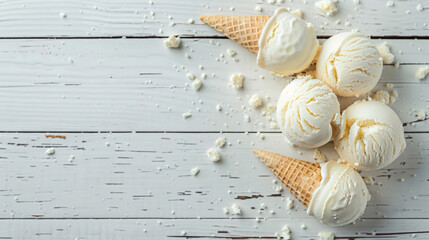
[0,0,427,37]
[0,132,427,220]
[0,38,427,132]
[0,219,427,239]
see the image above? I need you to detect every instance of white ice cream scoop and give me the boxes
[258,8,319,75]
[308,160,370,226]
[276,75,340,148]
[316,32,383,97]
[333,100,406,170]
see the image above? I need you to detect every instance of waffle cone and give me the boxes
[253,149,322,207]
[200,15,270,55]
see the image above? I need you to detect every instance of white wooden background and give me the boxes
[0,0,428,239]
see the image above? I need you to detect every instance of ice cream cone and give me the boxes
[199,15,270,55]
[253,149,322,207]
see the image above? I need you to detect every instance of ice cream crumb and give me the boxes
[186,73,196,81]
[301,224,307,229]
[207,148,220,162]
[223,207,230,214]
[187,18,194,24]
[285,197,294,209]
[313,149,327,163]
[416,4,423,11]
[386,1,394,7]
[248,94,263,108]
[190,167,200,176]
[244,114,250,122]
[227,49,237,57]
[275,225,291,240]
[182,112,192,119]
[215,138,226,148]
[291,9,303,18]
[255,6,262,12]
[371,90,390,104]
[164,35,181,48]
[45,148,55,155]
[315,0,338,16]
[363,176,374,185]
[274,185,283,192]
[318,232,334,240]
[229,73,244,90]
[191,79,202,91]
[416,66,429,80]
[416,109,426,120]
[231,204,242,215]
[377,42,395,64]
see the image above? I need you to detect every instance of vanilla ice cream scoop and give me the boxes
[276,76,340,148]
[334,100,406,170]
[308,160,370,226]
[316,32,383,97]
[258,8,319,75]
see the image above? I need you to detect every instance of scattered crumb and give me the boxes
[230,204,242,215]
[371,90,390,104]
[291,9,303,18]
[315,0,338,16]
[363,176,374,185]
[216,104,222,111]
[190,167,200,176]
[285,197,294,209]
[274,185,283,192]
[416,66,429,80]
[248,94,263,108]
[275,225,291,240]
[181,231,187,236]
[394,62,400,68]
[201,73,207,79]
[386,1,394,7]
[244,114,250,122]
[255,217,261,223]
[207,148,221,162]
[229,73,244,90]
[223,207,230,214]
[59,12,67,18]
[301,224,307,229]
[255,6,262,12]
[353,0,360,4]
[377,42,395,64]
[187,18,194,24]
[227,49,237,57]
[267,0,276,5]
[164,35,181,48]
[256,132,265,140]
[215,138,226,148]
[318,232,335,240]
[313,149,327,163]
[191,79,202,91]
[399,178,405,182]
[416,4,423,11]
[182,112,192,119]
[416,109,426,120]
[45,148,55,155]
[385,83,394,88]
[186,73,196,81]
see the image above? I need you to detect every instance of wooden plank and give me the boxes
[0,218,427,239]
[0,38,427,132]
[0,0,427,37]
[0,132,427,219]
